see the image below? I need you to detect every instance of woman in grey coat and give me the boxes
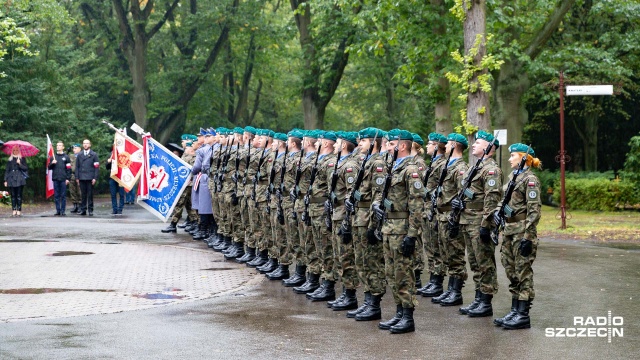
[4,146,29,217]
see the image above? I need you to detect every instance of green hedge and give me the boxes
[552,178,638,211]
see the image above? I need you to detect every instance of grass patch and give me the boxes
[539,205,640,242]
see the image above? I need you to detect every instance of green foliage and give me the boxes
[622,133,640,185]
[552,177,638,211]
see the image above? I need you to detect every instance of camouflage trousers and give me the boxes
[170,185,197,224]
[501,233,537,301]
[423,217,446,276]
[284,203,301,266]
[439,219,467,281]
[310,208,335,281]
[246,200,259,248]
[219,193,232,236]
[225,192,244,243]
[462,224,498,295]
[240,196,251,245]
[383,233,417,308]
[255,200,270,252]
[297,209,319,274]
[269,200,288,262]
[353,226,386,296]
[68,178,81,203]
[210,187,220,229]
[414,233,425,272]
[332,220,359,289]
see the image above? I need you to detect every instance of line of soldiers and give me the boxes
[162,126,543,334]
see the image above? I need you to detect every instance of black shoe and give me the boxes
[378,304,403,329]
[494,298,518,326]
[468,293,493,318]
[439,277,464,306]
[161,222,178,233]
[347,292,371,318]
[184,221,197,233]
[417,273,435,295]
[307,280,335,302]
[293,273,320,294]
[247,250,268,268]
[236,247,255,263]
[332,288,358,311]
[88,211,94,216]
[267,264,290,280]
[431,277,452,303]
[423,274,444,297]
[460,290,482,315]
[502,300,531,329]
[213,236,231,252]
[193,228,210,240]
[224,242,245,260]
[356,294,382,321]
[258,258,278,274]
[61,212,66,216]
[80,211,87,216]
[305,279,327,299]
[70,204,79,213]
[389,307,415,334]
[112,210,118,215]
[282,265,306,287]
[177,221,187,229]
[54,211,61,216]
[327,286,347,308]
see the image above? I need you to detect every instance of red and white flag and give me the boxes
[110,130,143,192]
[45,134,54,199]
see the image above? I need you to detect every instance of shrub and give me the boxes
[552,178,637,211]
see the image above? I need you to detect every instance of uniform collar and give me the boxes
[393,156,409,170]
[447,157,460,167]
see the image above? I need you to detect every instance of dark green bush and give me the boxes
[552,178,637,211]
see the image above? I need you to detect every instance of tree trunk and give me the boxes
[434,76,452,134]
[573,104,599,171]
[130,34,150,131]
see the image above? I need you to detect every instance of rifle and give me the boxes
[373,145,399,241]
[427,146,455,222]
[212,138,230,193]
[422,147,438,193]
[290,147,305,222]
[231,141,242,206]
[276,144,289,225]
[265,148,281,215]
[301,142,323,226]
[446,139,497,237]
[338,132,378,241]
[324,151,341,230]
[490,145,531,245]
[251,144,269,207]
[216,138,234,192]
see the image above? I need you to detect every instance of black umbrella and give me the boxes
[167,142,184,154]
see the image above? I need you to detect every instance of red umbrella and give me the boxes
[2,140,40,157]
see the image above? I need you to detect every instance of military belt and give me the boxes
[356,201,371,208]
[437,205,452,212]
[506,213,527,223]
[257,180,269,185]
[334,199,345,206]
[310,197,328,204]
[385,211,409,219]
[465,202,484,210]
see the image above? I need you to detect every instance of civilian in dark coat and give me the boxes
[48,141,72,215]
[4,145,28,216]
[75,139,100,216]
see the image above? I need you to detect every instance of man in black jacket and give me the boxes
[75,139,100,216]
[48,141,72,215]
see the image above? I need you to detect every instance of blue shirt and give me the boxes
[447,157,460,168]
[393,156,409,170]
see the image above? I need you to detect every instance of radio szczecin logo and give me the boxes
[545,311,623,343]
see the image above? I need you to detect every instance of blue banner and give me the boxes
[138,137,192,222]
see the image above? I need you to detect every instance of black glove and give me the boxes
[430,190,437,203]
[479,227,491,243]
[373,203,385,222]
[231,192,239,206]
[324,199,333,215]
[344,198,355,214]
[289,187,297,203]
[400,236,416,257]
[447,220,459,239]
[366,228,378,245]
[451,197,465,211]
[339,223,352,244]
[231,173,238,183]
[519,239,533,257]
[493,210,504,227]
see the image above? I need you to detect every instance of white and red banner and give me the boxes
[110,131,143,192]
[45,134,54,199]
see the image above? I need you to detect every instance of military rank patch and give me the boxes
[268,158,273,162]
[459,170,465,175]
[488,170,495,175]
[419,166,424,171]
[528,181,536,187]
[528,190,538,199]
[329,163,335,167]
[375,177,384,185]
[347,177,355,184]
[376,167,383,172]
[414,182,422,189]
[488,179,496,187]
[346,168,353,173]
[411,173,419,178]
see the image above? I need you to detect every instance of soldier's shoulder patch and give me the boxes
[360,156,366,161]
[528,181,536,187]
[488,170,495,175]
[459,170,464,175]
[328,163,335,167]
[268,158,273,162]
[528,190,538,199]
[347,176,355,184]
[411,172,420,178]
[346,167,353,173]
[413,181,422,189]
[376,167,383,172]
[375,177,385,186]
[488,179,496,187]
[418,166,424,171]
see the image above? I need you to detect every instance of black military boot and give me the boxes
[258,258,278,274]
[224,242,243,259]
[308,280,335,302]
[417,273,435,296]
[70,203,79,213]
[283,265,306,287]
[414,270,422,290]
[423,274,444,297]
[332,288,358,311]
[304,278,326,298]
[161,221,178,233]
[247,249,268,267]
[389,307,415,334]
[378,304,403,330]
[431,276,452,303]
[236,247,255,263]
[494,298,518,326]
[186,221,199,234]
[347,291,371,318]
[356,294,382,321]
[294,273,320,294]
[440,277,464,306]
[502,300,531,329]
[459,290,482,315]
[267,264,290,280]
[213,236,231,252]
[210,233,224,248]
[177,220,188,229]
[327,286,347,308]
[468,293,493,318]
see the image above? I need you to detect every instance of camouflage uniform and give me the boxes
[500,168,541,301]
[68,153,81,203]
[460,157,502,295]
[283,150,302,267]
[267,150,287,261]
[423,155,446,276]
[170,151,198,224]
[244,147,263,250]
[308,153,334,281]
[408,155,427,273]
[376,156,423,309]
[254,148,273,253]
[223,144,242,241]
[209,144,222,232]
[436,158,468,280]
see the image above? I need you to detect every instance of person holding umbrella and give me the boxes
[4,145,29,217]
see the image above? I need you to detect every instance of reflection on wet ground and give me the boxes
[0,240,59,243]
[131,293,185,300]
[200,267,237,271]
[48,251,94,256]
[0,288,114,294]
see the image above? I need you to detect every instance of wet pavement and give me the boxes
[0,200,638,359]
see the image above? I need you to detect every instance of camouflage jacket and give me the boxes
[282,150,302,209]
[254,148,273,203]
[354,152,386,227]
[458,157,503,226]
[294,151,317,212]
[308,153,334,217]
[436,157,468,221]
[500,168,541,240]
[243,146,262,197]
[331,152,362,221]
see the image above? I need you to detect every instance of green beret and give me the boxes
[306,130,319,139]
[476,130,499,146]
[185,141,193,147]
[287,129,304,140]
[319,131,337,142]
[181,134,191,141]
[412,133,424,145]
[233,127,244,135]
[244,126,257,135]
[266,130,275,138]
[73,143,81,148]
[447,133,468,149]
[428,132,446,144]
[274,133,287,142]
[338,131,358,146]
[387,129,414,141]
[508,143,535,157]
[358,127,381,139]
[216,127,226,135]
[186,135,197,141]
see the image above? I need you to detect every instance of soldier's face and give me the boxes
[472,139,489,157]
[73,146,81,154]
[333,140,341,154]
[359,138,370,152]
[426,141,436,154]
[509,152,523,169]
